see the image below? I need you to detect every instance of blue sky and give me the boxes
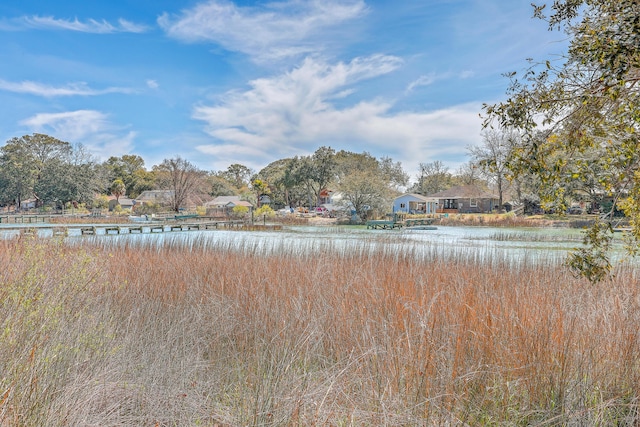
[0,0,566,181]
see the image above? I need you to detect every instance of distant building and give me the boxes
[427,185,499,214]
[135,190,174,206]
[134,190,208,211]
[107,196,135,211]
[204,196,253,216]
[392,193,438,214]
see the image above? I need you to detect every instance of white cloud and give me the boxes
[192,55,481,177]
[406,73,437,93]
[158,0,367,61]
[146,79,159,89]
[0,79,134,97]
[19,110,135,159]
[20,16,148,33]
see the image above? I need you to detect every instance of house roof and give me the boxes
[136,190,173,201]
[205,195,240,207]
[394,193,436,202]
[228,200,253,208]
[108,196,135,206]
[204,196,253,208]
[428,185,498,199]
[135,190,209,208]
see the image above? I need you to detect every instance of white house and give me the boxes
[392,193,439,214]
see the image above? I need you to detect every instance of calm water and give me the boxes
[1,222,631,266]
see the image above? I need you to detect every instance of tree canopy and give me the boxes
[0,134,105,209]
[484,0,640,281]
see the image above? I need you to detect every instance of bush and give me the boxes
[92,195,110,210]
[254,205,275,218]
[232,205,249,218]
[134,202,162,215]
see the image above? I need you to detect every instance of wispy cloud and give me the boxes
[158,0,367,62]
[192,55,481,175]
[405,70,475,94]
[17,16,148,33]
[19,110,136,159]
[406,73,437,93]
[0,79,135,97]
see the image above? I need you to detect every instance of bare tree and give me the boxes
[468,129,519,212]
[454,161,484,187]
[412,161,452,195]
[153,157,207,212]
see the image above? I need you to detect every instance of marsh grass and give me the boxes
[485,231,585,243]
[1,234,640,425]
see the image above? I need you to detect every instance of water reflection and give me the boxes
[2,222,631,266]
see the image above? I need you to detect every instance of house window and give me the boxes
[444,199,456,209]
[470,198,478,208]
[400,203,406,209]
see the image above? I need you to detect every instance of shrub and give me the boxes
[232,205,249,218]
[135,201,162,215]
[254,205,275,218]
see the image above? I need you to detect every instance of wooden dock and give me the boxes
[1,219,251,238]
[0,214,57,224]
[366,215,437,230]
[366,220,403,230]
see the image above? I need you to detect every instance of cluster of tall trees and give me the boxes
[0,134,105,210]
[0,129,580,223]
[255,147,409,218]
[1,134,518,220]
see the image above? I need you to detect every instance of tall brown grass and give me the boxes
[1,234,639,425]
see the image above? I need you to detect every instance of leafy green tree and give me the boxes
[257,158,308,208]
[291,147,338,207]
[379,156,409,191]
[207,173,238,197]
[0,134,74,209]
[31,143,104,209]
[484,0,640,281]
[334,151,406,219]
[130,168,156,198]
[250,178,269,207]
[0,141,36,209]
[222,163,254,189]
[104,155,148,198]
[110,179,126,202]
[256,159,289,207]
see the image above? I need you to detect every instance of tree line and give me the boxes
[1,132,533,219]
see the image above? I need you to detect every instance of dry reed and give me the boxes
[1,234,639,425]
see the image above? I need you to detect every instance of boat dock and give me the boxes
[1,219,250,238]
[366,214,437,230]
